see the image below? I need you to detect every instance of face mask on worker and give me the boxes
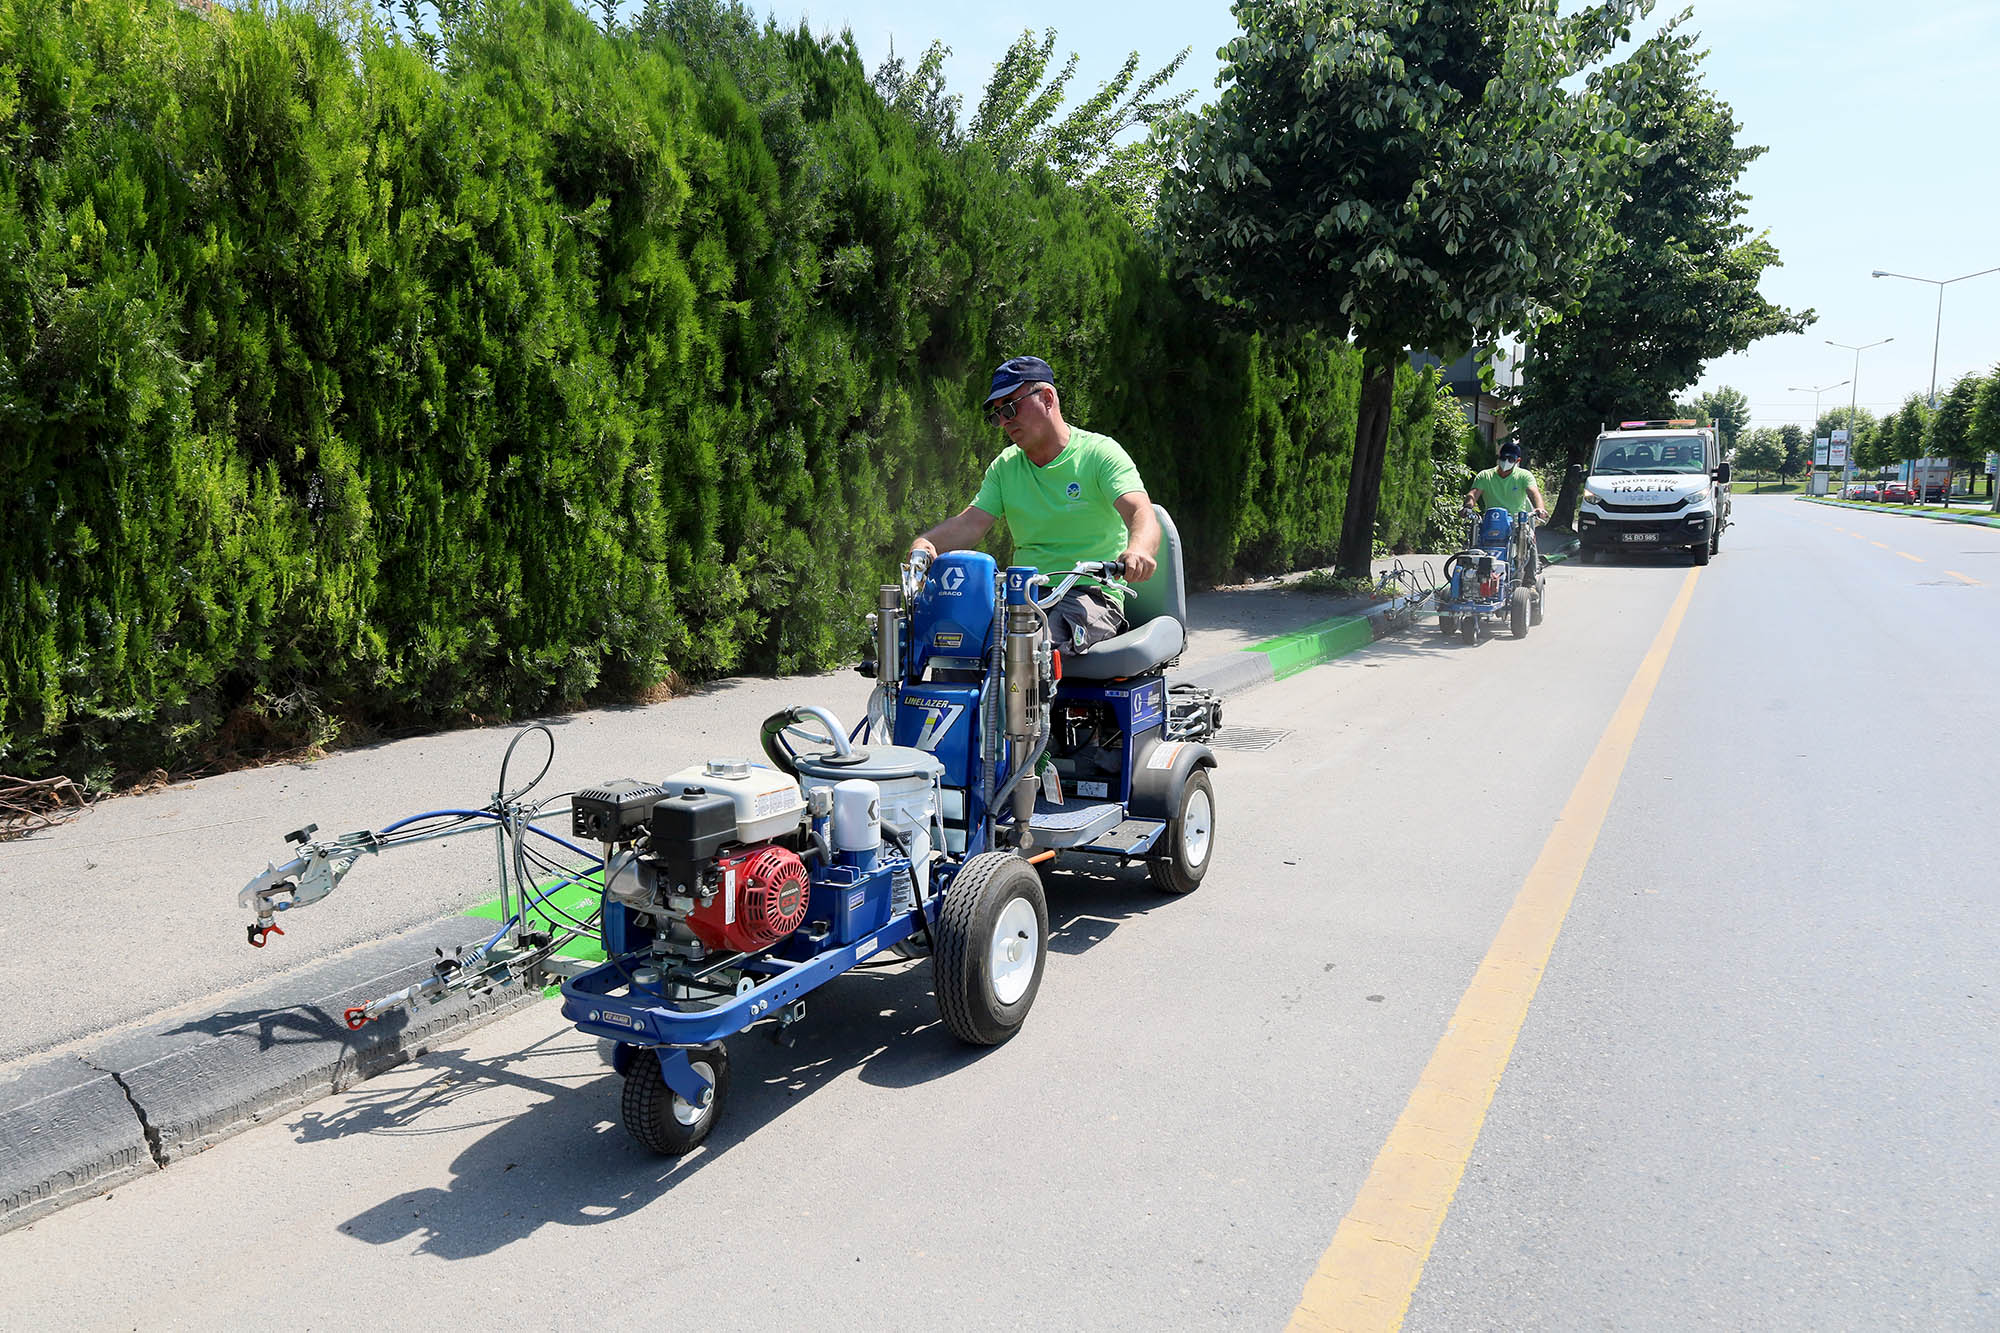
[1498,459,1516,474]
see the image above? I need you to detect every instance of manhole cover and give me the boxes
[1208,725,1292,752]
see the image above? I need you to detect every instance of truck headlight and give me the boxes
[1582,488,1604,506]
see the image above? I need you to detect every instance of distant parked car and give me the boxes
[1880,482,1916,504]
[1846,483,1879,501]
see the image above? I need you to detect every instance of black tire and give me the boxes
[1690,535,1710,566]
[1509,587,1531,638]
[1530,581,1546,626]
[621,1044,729,1156]
[1578,546,1597,565]
[1710,523,1722,555]
[935,852,1049,1046]
[1148,767,1215,896]
[1459,615,1478,645]
[1436,612,1458,637]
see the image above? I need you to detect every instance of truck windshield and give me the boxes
[1590,435,1708,475]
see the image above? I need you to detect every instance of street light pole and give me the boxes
[1787,379,1847,493]
[1825,338,1892,491]
[1872,265,2000,505]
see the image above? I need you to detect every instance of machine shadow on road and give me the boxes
[1039,857,1199,956]
[316,862,1182,1258]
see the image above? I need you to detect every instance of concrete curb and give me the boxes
[1182,590,1430,697]
[0,918,541,1234]
[1800,496,2000,529]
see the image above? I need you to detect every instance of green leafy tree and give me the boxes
[1164,0,1656,575]
[1777,424,1808,481]
[1697,386,1750,453]
[1734,428,1783,485]
[966,29,1194,225]
[1970,366,2000,509]
[872,39,963,148]
[1926,373,1982,497]
[1506,21,1809,525]
[1889,394,1931,464]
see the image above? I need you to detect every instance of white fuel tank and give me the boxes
[657,758,806,845]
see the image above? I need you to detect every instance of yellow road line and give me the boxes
[1288,568,1703,1333]
[1896,551,1923,563]
[1870,540,1890,549]
[1946,570,1983,586]
[1849,533,1866,541]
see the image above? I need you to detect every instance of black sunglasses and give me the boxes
[985,389,1040,426]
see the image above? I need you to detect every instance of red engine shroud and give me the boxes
[685,844,810,953]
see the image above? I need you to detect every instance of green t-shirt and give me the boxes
[971,428,1145,605]
[1472,466,1536,514]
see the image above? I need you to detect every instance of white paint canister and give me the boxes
[830,779,882,853]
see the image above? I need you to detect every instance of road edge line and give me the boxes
[1287,565,1704,1332]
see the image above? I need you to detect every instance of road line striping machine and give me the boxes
[1434,506,1544,645]
[239,507,1221,1152]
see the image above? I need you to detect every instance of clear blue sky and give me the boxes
[757,0,1998,432]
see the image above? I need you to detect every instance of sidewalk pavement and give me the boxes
[0,549,1488,1232]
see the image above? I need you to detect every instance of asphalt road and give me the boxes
[3,496,1993,1328]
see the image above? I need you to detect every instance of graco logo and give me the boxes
[942,567,965,592]
[1066,482,1082,498]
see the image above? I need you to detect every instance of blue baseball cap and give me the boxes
[1498,441,1522,460]
[984,355,1057,403]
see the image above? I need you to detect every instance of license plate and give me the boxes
[1620,532,1660,543]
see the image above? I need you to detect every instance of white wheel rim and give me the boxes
[989,895,1040,1006]
[672,1058,716,1127]
[1181,787,1214,867]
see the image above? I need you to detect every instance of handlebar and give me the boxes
[1034,560,1126,610]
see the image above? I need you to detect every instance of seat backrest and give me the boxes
[1123,505,1187,627]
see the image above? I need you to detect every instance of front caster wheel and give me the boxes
[621,1044,729,1156]
[1148,767,1215,896]
[935,852,1049,1046]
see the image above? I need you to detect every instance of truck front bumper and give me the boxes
[1578,509,1713,551]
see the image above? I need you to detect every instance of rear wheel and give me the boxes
[1710,523,1722,555]
[935,853,1049,1046]
[1530,581,1546,626]
[1148,768,1215,896]
[1509,588,1531,638]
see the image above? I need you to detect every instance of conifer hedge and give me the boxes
[0,0,1439,783]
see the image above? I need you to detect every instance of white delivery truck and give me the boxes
[1574,420,1732,565]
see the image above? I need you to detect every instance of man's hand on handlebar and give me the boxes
[1118,548,1156,582]
[909,537,939,562]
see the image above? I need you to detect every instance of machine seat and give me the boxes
[1060,616,1185,681]
[1057,504,1190,682]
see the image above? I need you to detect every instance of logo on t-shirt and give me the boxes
[1065,482,1082,498]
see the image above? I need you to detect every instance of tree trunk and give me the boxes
[1549,429,1593,532]
[1335,349,1397,579]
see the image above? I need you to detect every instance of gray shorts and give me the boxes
[1048,589,1127,654]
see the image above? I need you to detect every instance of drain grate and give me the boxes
[1207,725,1292,752]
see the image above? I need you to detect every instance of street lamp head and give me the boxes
[1871,270,1885,278]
